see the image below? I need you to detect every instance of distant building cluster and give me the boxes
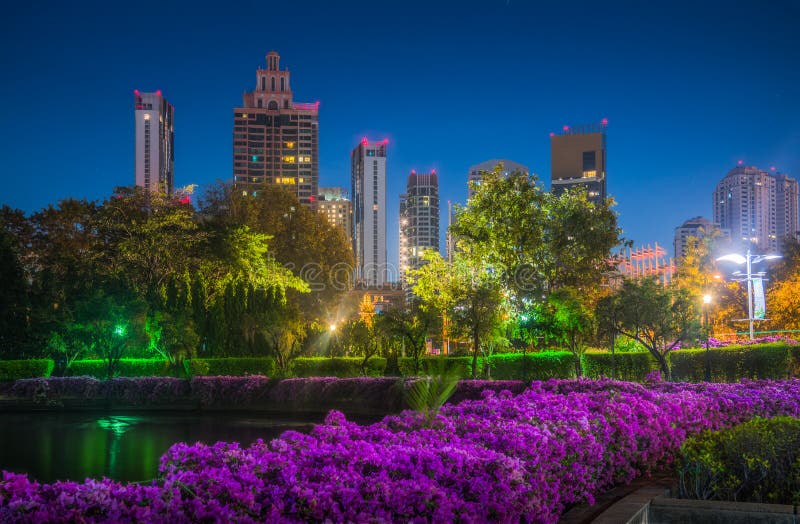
[132,49,799,298]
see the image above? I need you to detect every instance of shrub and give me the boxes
[0,359,54,381]
[288,357,386,378]
[69,359,172,378]
[189,376,272,407]
[671,343,790,382]
[790,346,800,378]
[398,356,482,378]
[184,357,276,377]
[580,351,658,382]
[5,380,800,522]
[679,416,800,504]
[488,351,574,381]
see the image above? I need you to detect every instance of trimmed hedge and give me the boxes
[185,357,276,377]
[69,359,172,378]
[671,343,790,382]
[0,359,55,381]
[488,352,575,381]
[580,351,659,382]
[289,357,387,378]
[398,356,483,379]
[679,416,800,504]
[790,346,800,378]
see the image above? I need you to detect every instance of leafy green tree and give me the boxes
[545,287,596,377]
[146,309,200,374]
[0,226,30,358]
[71,290,148,378]
[597,278,697,380]
[451,167,622,302]
[380,303,438,375]
[199,183,354,323]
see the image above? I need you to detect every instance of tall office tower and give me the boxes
[233,51,319,206]
[318,186,353,245]
[134,90,174,194]
[351,138,388,286]
[467,159,529,199]
[550,120,607,203]
[399,170,440,282]
[673,216,729,261]
[713,165,799,253]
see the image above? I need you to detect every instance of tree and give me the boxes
[451,167,622,302]
[0,226,30,358]
[407,250,457,354]
[146,309,200,374]
[544,287,596,377]
[199,183,354,323]
[381,304,438,375]
[766,275,800,331]
[71,290,148,378]
[597,278,697,380]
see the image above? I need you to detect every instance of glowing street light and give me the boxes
[329,323,337,333]
[716,249,781,340]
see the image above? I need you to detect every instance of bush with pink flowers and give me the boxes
[3,379,800,522]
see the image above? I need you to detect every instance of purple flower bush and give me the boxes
[706,335,798,348]
[3,379,800,522]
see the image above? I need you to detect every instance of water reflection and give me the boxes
[0,412,319,483]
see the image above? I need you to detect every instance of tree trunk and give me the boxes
[471,330,480,380]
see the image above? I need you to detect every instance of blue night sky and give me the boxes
[2,0,799,269]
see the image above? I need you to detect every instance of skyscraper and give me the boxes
[351,138,388,286]
[318,187,352,245]
[550,121,607,203]
[467,159,529,199]
[232,51,319,206]
[134,90,174,194]
[673,216,729,261]
[713,165,799,253]
[399,170,440,282]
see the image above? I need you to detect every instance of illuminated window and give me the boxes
[285,141,294,148]
[242,113,248,119]
[242,191,248,196]
[298,178,305,183]
[283,156,296,163]
[373,204,379,211]
[279,177,296,184]
[143,114,150,120]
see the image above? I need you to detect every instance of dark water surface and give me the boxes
[0,412,322,483]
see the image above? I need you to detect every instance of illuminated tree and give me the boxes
[597,278,698,380]
[380,303,438,375]
[451,167,622,302]
[543,287,596,377]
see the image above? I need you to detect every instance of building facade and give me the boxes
[399,170,440,282]
[673,216,729,261]
[467,159,529,199]
[550,121,607,203]
[351,138,388,286]
[713,165,799,253]
[232,51,319,206]
[318,186,352,245]
[134,90,174,194]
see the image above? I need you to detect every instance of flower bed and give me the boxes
[3,379,800,522]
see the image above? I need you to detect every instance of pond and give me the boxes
[0,411,325,483]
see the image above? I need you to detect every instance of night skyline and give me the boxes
[2,0,799,266]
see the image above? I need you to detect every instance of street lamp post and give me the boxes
[703,294,712,381]
[716,249,781,340]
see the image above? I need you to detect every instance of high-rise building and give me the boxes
[134,90,174,194]
[713,165,799,253]
[673,216,729,261]
[399,170,440,282]
[318,186,352,245]
[550,121,607,203]
[351,138,388,286]
[467,159,529,199]
[232,51,319,206]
